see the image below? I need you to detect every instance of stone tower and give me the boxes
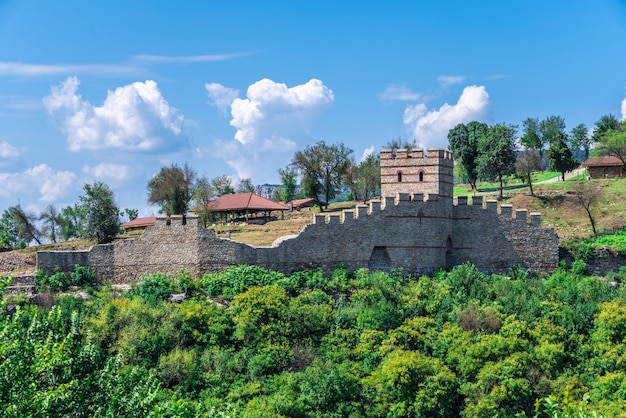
[380,148,454,199]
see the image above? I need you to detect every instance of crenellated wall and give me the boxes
[37,193,559,282]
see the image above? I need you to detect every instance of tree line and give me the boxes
[448,114,626,198]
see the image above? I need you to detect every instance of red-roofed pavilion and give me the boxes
[191,192,289,222]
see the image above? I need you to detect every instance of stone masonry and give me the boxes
[37,148,560,282]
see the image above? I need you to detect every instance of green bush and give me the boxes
[129,273,176,305]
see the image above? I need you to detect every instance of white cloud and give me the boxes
[403,85,490,148]
[360,145,375,162]
[229,78,334,147]
[82,163,130,182]
[44,77,187,152]
[205,83,240,114]
[621,91,626,121]
[0,142,20,159]
[0,164,76,203]
[438,75,465,87]
[380,85,421,101]
[0,61,139,77]
[134,52,252,63]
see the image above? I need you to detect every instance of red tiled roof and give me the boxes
[288,198,316,208]
[582,156,623,167]
[121,216,156,228]
[192,193,289,212]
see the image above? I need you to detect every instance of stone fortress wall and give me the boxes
[37,148,560,283]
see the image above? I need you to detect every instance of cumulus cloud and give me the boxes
[229,78,334,147]
[360,145,376,162]
[437,75,465,87]
[0,164,76,202]
[43,77,187,152]
[380,85,421,101]
[206,83,240,114]
[82,163,130,182]
[0,142,20,159]
[621,92,626,121]
[403,85,489,148]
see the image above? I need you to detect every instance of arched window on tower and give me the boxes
[419,171,424,182]
[397,172,403,182]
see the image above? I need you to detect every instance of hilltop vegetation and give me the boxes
[2,263,626,417]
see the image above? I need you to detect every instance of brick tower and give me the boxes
[380,148,454,199]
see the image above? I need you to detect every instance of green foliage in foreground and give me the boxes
[3,263,626,417]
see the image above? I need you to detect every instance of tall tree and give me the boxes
[516,147,543,197]
[539,115,567,147]
[520,117,543,152]
[596,120,626,170]
[477,123,517,198]
[58,205,83,242]
[211,175,234,196]
[570,123,592,160]
[192,176,214,227]
[236,178,255,193]
[77,182,120,244]
[147,163,197,215]
[344,153,380,202]
[573,181,601,235]
[39,204,61,243]
[547,131,579,181]
[592,113,620,143]
[291,141,353,210]
[0,208,23,249]
[447,121,487,191]
[10,205,42,245]
[278,167,298,203]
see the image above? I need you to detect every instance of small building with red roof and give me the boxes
[191,192,289,222]
[120,216,157,233]
[582,156,624,179]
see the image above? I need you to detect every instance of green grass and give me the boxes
[593,230,626,254]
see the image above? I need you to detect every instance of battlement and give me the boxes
[380,148,454,161]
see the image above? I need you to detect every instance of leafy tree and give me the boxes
[448,121,487,191]
[39,204,61,243]
[58,205,83,242]
[592,113,620,143]
[520,117,544,153]
[147,163,197,215]
[192,176,214,227]
[235,178,255,193]
[211,175,234,196]
[344,153,380,202]
[540,115,567,147]
[547,132,579,181]
[572,181,602,235]
[0,207,23,249]
[596,120,626,170]
[570,123,592,160]
[516,147,544,196]
[291,140,353,210]
[477,123,518,198]
[77,181,120,244]
[9,204,42,245]
[122,208,139,223]
[278,166,298,203]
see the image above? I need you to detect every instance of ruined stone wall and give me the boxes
[449,196,559,273]
[37,194,559,283]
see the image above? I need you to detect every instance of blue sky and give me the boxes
[1,0,626,217]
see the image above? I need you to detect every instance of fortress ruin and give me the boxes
[37,148,560,282]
